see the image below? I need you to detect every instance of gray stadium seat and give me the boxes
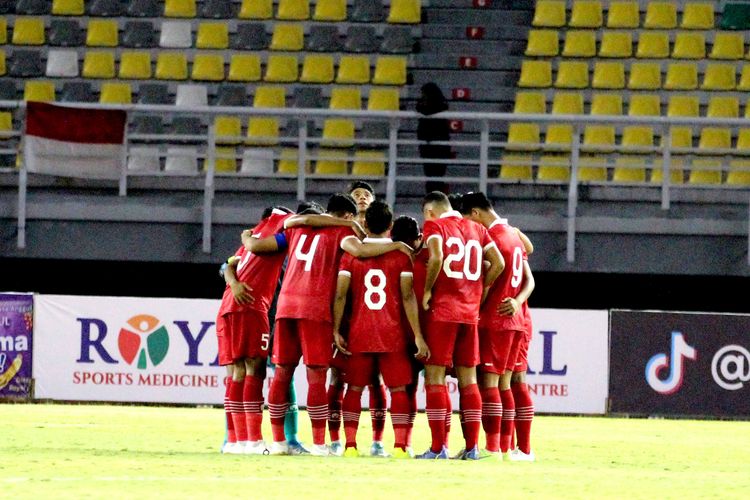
[49,20,84,47]
[215,85,248,107]
[171,116,205,142]
[15,0,50,15]
[88,0,125,16]
[345,25,378,53]
[201,0,234,18]
[350,0,384,22]
[126,0,160,17]
[360,122,390,148]
[380,26,415,54]
[132,115,165,135]
[306,25,342,52]
[60,82,96,103]
[294,87,324,108]
[122,21,156,48]
[137,83,172,104]
[232,23,267,50]
[0,80,18,101]
[9,50,44,78]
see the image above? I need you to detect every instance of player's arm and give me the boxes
[481,244,505,305]
[498,260,535,316]
[341,236,413,259]
[244,232,285,254]
[422,236,443,311]
[332,272,352,356]
[400,274,430,361]
[516,228,534,255]
[284,214,366,239]
[224,256,254,305]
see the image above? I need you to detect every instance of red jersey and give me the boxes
[422,211,495,324]
[217,211,291,317]
[480,219,528,331]
[275,223,357,322]
[339,239,413,353]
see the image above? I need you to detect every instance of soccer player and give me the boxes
[216,206,294,455]
[509,301,536,461]
[331,201,430,458]
[460,192,535,459]
[416,191,504,460]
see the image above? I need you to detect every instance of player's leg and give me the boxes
[368,373,388,457]
[500,331,524,455]
[221,364,238,453]
[341,383,364,456]
[479,370,502,454]
[327,364,345,454]
[510,370,535,460]
[268,318,302,454]
[229,359,248,447]
[285,377,303,448]
[380,351,414,458]
[298,319,333,455]
[243,356,267,454]
[453,323,483,459]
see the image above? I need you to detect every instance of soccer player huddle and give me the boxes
[215,181,536,461]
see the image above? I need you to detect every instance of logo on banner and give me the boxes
[118,314,169,370]
[645,331,697,394]
[711,345,750,391]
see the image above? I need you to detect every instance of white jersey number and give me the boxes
[443,237,482,281]
[294,234,320,272]
[364,269,387,310]
[510,246,524,288]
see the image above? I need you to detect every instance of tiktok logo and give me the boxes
[645,332,697,395]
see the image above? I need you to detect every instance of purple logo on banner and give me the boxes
[0,293,33,398]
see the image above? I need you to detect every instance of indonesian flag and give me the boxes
[24,102,127,179]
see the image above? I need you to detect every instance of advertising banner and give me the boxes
[610,310,750,417]
[0,293,34,399]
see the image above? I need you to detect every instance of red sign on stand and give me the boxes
[452,88,472,101]
[473,0,491,8]
[466,26,485,39]
[459,56,478,69]
[449,120,464,132]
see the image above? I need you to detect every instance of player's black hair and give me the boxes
[422,190,451,209]
[447,193,464,212]
[460,192,493,214]
[364,200,393,235]
[326,193,358,217]
[349,180,375,195]
[296,200,324,215]
[391,215,420,245]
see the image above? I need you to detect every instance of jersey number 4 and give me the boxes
[294,234,321,272]
[443,237,482,281]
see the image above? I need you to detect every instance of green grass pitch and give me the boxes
[2,403,749,499]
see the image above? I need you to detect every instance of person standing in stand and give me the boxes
[416,83,452,195]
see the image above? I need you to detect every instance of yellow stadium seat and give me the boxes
[681,2,715,30]
[698,128,731,156]
[514,92,546,113]
[592,61,625,89]
[0,19,6,44]
[0,112,12,135]
[196,23,229,49]
[651,156,685,184]
[727,159,750,185]
[322,119,355,147]
[613,156,648,182]
[701,63,736,90]
[562,30,596,57]
[525,30,559,57]
[165,0,196,18]
[537,155,570,181]
[24,81,55,102]
[554,61,589,88]
[214,147,238,173]
[264,55,299,82]
[672,32,706,59]
[644,2,676,29]
[628,94,661,116]
[569,1,603,28]
[709,32,744,60]
[668,95,699,117]
[82,51,115,79]
[315,149,348,174]
[352,150,386,176]
[607,1,639,28]
[254,86,286,108]
[583,94,620,164]
[545,93,579,156]
[736,127,750,149]
[507,124,541,151]
[545,125,574,151]
[621,126,654,151]
[591,94,623,115]
[12,18,45,45]
[86,20,118,47]
[689,157,724,184]
[239,0,273,19]
[277,148,312,174]
[277,0,310,20]
[636,31,669,58]
[314,0,347,21]
[336,56,371,84]
[577,155,609,181]
[0,50,5,76]
[53,0,84,15]
[500,153,533,180]
[330,87,361,110]
[738,64,750,90]
[214,116,243,145]
[706,96,739,118]
[372,57,407,85]
[119,51,152,79]
[518,60,552,88]
[532,1,566,27]
[99,82,132,104]
[300,54,334,83]
[228,54,262,82]
[270,23,304,51]
[599,32,633,58]
[367,88,400,111]
[388,0,422,24]
[664,63,698,90]
[155,52,188,80]
[552,92,584,114]
[627,62,662,89]
[191,54,225,81]
[246,118,280,146]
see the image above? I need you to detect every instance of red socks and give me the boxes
[223,376,236,443]
[459,384,482,451]
[327,383,345,442]
[445,390,453,447]
[229,379,247,442]
[406,386,418,447]
[370,384,387,442]
[342,388,362,449]
[425,384,447,453]
[390,391,410,451]
[306,367,329,446]
[481,386,502,452]
[500,388,516,453]
[512,382,535,454]
[243,374,264,442]
[268,365,293,443]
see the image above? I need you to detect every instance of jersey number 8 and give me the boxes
[364,269,387,310]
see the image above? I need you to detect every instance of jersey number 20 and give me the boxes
[443,237,482,281]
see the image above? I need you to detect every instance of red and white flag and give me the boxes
[24,102,127,179]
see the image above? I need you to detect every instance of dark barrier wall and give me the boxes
[610,310,750,417]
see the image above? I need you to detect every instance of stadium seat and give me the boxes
[164,0,196,18]
[53,0,84,15]
[214,116,242,145]
[672,32,706,59]
[175,84,208,106]
[0,80,17,101]
[119,51,152,79]
[607,1,639,28]
[322,119,355,147]
[82,51,115,78]
[90,0,125,16]
[277,148,312,174]
[706,96,739,118]
[165,146,200,173]
[592,61,625,89]
[246,118,280,146]
[612,155,649,183]
[372,57,407,85]
[636,31,669,58]
[644,2,677,29]
[628,94,661,117]
[314,0,346,21]
[127,146,161,172]
[228,54,261,82]
[86,20,118,47]
[537,155,570,181]
[381,26,414,54]
[709,32,744,60]
[0,111,10,135]
[196,23,228,49]
[309,25,343,52]
[500,153,533,180]
[562,30,596,57]
[300,54,334,83]
[314,149,348,174]
[627,62,662,89]
[138,83,171,104]
[10,50,43,77]
[345,28,376,53]
[591,93,622,115]
[599,32,632,58]
[651,156,685,184]
[159,21,192,48]
[99,82,132,104]
[507,124,541,151]
[532,0,566,27]
[514,92,546,114]
[552,92,583,114]
[525,30,559,57]
[726,158,750,185]
[131,114,164,135]
[352,150,385,176]
[701,64,736,90]
[201,0,234,18]
[664,63,698,90]
[350,0,385,22]
[667,94,699,118]
[330,87,361,110]
[60,81,94,102]
[127,0,160,17]
[336,55,371,84]
[155,52,188,80]
[49,20,84,46]
[45,49,79,78]
[569,1,603,28]
[738,64,750,90]
[618,95,656,182]
[213,147,238,173]
[294,86,323,108]
[122,21,155,48]
[24,81,56,102]
[240,148,274,175]
[577,155,609,181]
[270,23,304,51]
[689,158,724,185]
[254,86,286,108]
[191,54,225,81]
[277,0,310,20]
[554,61,589,89]
[264,55,299,82]
[583,93,620,178]
[12,17,45,45]
[216,85,249,106]
[681,2,715,30]
[234,23,268,50]
[367,88,400,111]
[387,0,421,24]
[239,0,272,19]
[0,51,5,76]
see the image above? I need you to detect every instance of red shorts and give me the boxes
[217,310,270,366]
[514,329,532,373]
[424,319,479,368]
[272,318,332,367]
[479,327,524,374]
[347,351,413,388]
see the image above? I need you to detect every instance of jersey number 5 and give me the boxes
[295,234,321,272]
[364,269,387,310]
[443,237,482,281]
